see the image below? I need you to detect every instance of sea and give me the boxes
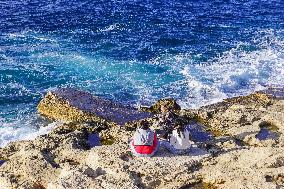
[0,0,283,147]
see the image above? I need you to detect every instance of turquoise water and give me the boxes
[0,0,284,146]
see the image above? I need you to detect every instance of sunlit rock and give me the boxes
[38,88,151,125]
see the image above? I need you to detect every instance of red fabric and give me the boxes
[131,133,158,155]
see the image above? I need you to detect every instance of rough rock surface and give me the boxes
[0,123,210,189]
[0,87,284,189]
[201,147,284,189]
[192,88,284,189]
[140,98,181,114]
[197,90,283,147]
[38,88,151,125]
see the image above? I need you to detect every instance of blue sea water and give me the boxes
[0,0,284,146]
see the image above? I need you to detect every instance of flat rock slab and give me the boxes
[38,88,151,125]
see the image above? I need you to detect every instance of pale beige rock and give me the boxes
[200,147,284,189]
[1,88,284,189]
[47,165,102,189]
[86,144,210,189]
[0,122,210,189]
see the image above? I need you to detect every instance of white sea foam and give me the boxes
[0,29,283,147]
[0,121,62,147]
[55,30,283,109]
[97,23,126,32]
[181,33,283,108]
[6,31,57,43]
[145,29,284,108]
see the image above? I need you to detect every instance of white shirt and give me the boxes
[169,129,193,150]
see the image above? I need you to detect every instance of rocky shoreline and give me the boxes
[0,87,283,189]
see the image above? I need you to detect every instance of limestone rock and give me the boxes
[140,98,181,114]
[200,147,284,189]
[0,122,210,189]
[47,165,102,189]
[1,87,284,189]
[0,123,98,188]
[38,88,151,125]
[185,89,284,147]
[86,144,210,189]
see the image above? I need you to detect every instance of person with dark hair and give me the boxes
[155,103,179,139]
[129,120,159,157]
[161,123,193,155]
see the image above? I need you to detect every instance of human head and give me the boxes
[174,122,183,130]
[174,122,185,137]
[139,120,150,130]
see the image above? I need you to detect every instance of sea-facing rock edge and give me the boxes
[0,87,283,189]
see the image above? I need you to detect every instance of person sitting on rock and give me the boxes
[129,120,159,157]
[155,103,179,139]
[161,123,194,155]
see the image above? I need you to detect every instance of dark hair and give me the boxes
[175,123,185,138]
[139,120,149,130]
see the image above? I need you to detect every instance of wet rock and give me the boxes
[0,160,5,166]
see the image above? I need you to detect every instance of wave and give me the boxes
[0,29,283,147]
[163,29,284,108]
[0,115,61,147]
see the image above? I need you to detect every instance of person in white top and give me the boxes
[154,103,178,139]
[161,123,194,155]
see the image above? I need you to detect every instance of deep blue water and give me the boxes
[0,0,284,146]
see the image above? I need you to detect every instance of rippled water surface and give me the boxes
[0,0,284,146]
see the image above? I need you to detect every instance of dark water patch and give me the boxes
[87,133,101,148]
[235,138,249,147]
[156,37,186,47]
[255,121,280,141]
[0,160,6,166]
[256,127,280,141]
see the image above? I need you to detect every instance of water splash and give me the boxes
[0,27,283,147]
[0,115,61,147]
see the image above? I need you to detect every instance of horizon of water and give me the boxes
[0,0,284,147]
